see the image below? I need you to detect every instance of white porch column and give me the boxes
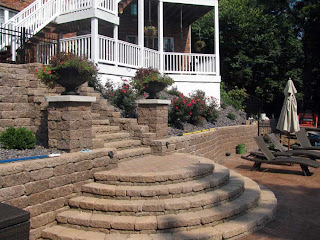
[214,3,220,76]
[158,0,164,72]
[91,18,99,64]
[11,34,16,62]
[138,0,144,67]
[113,24,119,66]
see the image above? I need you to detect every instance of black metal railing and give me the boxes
[0,23,57,64]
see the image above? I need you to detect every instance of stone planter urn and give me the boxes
[144,82,167,99]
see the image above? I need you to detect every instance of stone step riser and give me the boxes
[81,173,230,200]
[103,141,142,151]
[94,164,215,185]
[92,120,110,126]
[56,180,260,232]
[95,133,131,142]
[92,126,120,135]
[69,180,244,216]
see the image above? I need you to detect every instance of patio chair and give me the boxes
[267,133,320,159]
[241,136,320,176]
[293,128,320,150]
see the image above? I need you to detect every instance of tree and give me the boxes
[192,0,304,115]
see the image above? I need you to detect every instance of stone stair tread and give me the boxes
[105,139,142,149]
[57,178,260,231]
[92,119,110,125]
[94,153,215,183]
[96,132,131,141]
[70,172,244,213]
[117,147,151,160]
[82,168,230,198]
[43,184,276,240]
[92,125,120,133]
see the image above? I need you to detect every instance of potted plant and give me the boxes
[132,68,174,99]
[36,52,98,95]
[144,26,157,38]
[194,40,206,52]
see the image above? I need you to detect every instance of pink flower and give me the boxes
[180,93,184,97]
[200,107,203,110]
[176,106,179,110]
[123,79,127,82]
[189,112,192,115]
[183,99,186,104]
[187,103,192,107]
[192,99,196,104]
[121,89,126,93]
[143,86,145,89]
[94,66,97,69]
[48,70,52,74]
[42,68,46,71]
[143,93,147,97]
[123,84,129,89]
[152,76,155,79]
[35,69,38,73]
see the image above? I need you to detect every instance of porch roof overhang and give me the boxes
[162,0,217,7]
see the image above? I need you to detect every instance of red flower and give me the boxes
[143,86,145,89]
[123,84,129,89]
[42,68,46,71]
[123,79,127,82]
[48,70,52,74]
[183,99,186,104]
[35,69,38,73]
[176,106,179,110]
[200,107,203,110]
[143,93,147,97]
[180,93,184,97]
[192,99,196,104]
[187,103,192,107]
[152,76,155,79]
[121,89,126,93]
[189,112,192,115]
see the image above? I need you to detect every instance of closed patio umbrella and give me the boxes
[276,78,300,149]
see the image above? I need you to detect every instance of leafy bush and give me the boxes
[132,68,174,95]
[0,126,36,149]
[165,86,181,97]
[227,112,236,120]
[220,83,248,111]
[169,90,219,129]
[109,79,140,118]
[36,52,98,88]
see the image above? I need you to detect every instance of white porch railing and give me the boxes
[36,35,216,75]
[164,53,216,74]
[118,40,140,68]
[1,0,116,50]
[144,47,160,69]
[99,35,115,64]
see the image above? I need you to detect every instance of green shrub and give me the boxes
[227,112,236,120]
[109,79,139,118]
[165,86,181,97]
[0,126,36,149]
[220,83,248,111]
[169,90,219,129]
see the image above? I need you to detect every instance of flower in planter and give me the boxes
[36,52,98,95]
[144,26,157,38]
[132,67,174,99]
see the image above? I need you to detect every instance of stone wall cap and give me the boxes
[45,96,96,103]
[136,99,171,105]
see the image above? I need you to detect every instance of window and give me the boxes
[153,37,174,52]
[0,9,4,24]
[126,35,137,44]
[131,4,137,16]
[9,11,16,19]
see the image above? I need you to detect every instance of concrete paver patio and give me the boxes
[219,154,320,240]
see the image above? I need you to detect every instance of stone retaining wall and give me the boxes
[150,124,258,162]
[0,149,117,240]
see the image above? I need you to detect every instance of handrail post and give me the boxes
[158,0,164,73]
[214,2,220,76]
[11,25,17,62]
[113,24,119,66]
[138,0,144,68]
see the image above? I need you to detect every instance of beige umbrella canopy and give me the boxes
[276,78,300,148]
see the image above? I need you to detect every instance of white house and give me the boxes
[1,0,221,101]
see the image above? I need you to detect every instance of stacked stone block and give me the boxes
[150,124,258,162]
[47,101,93,152]
[0,149,118,240]
[136,100,171,139]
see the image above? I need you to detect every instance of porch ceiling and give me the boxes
[163,3,212,26]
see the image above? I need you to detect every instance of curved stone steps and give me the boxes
[55,177,260,232]
[81,166,229,199]
[94,155,215,185]
[69,172,244,215]
[44,182,276,240]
